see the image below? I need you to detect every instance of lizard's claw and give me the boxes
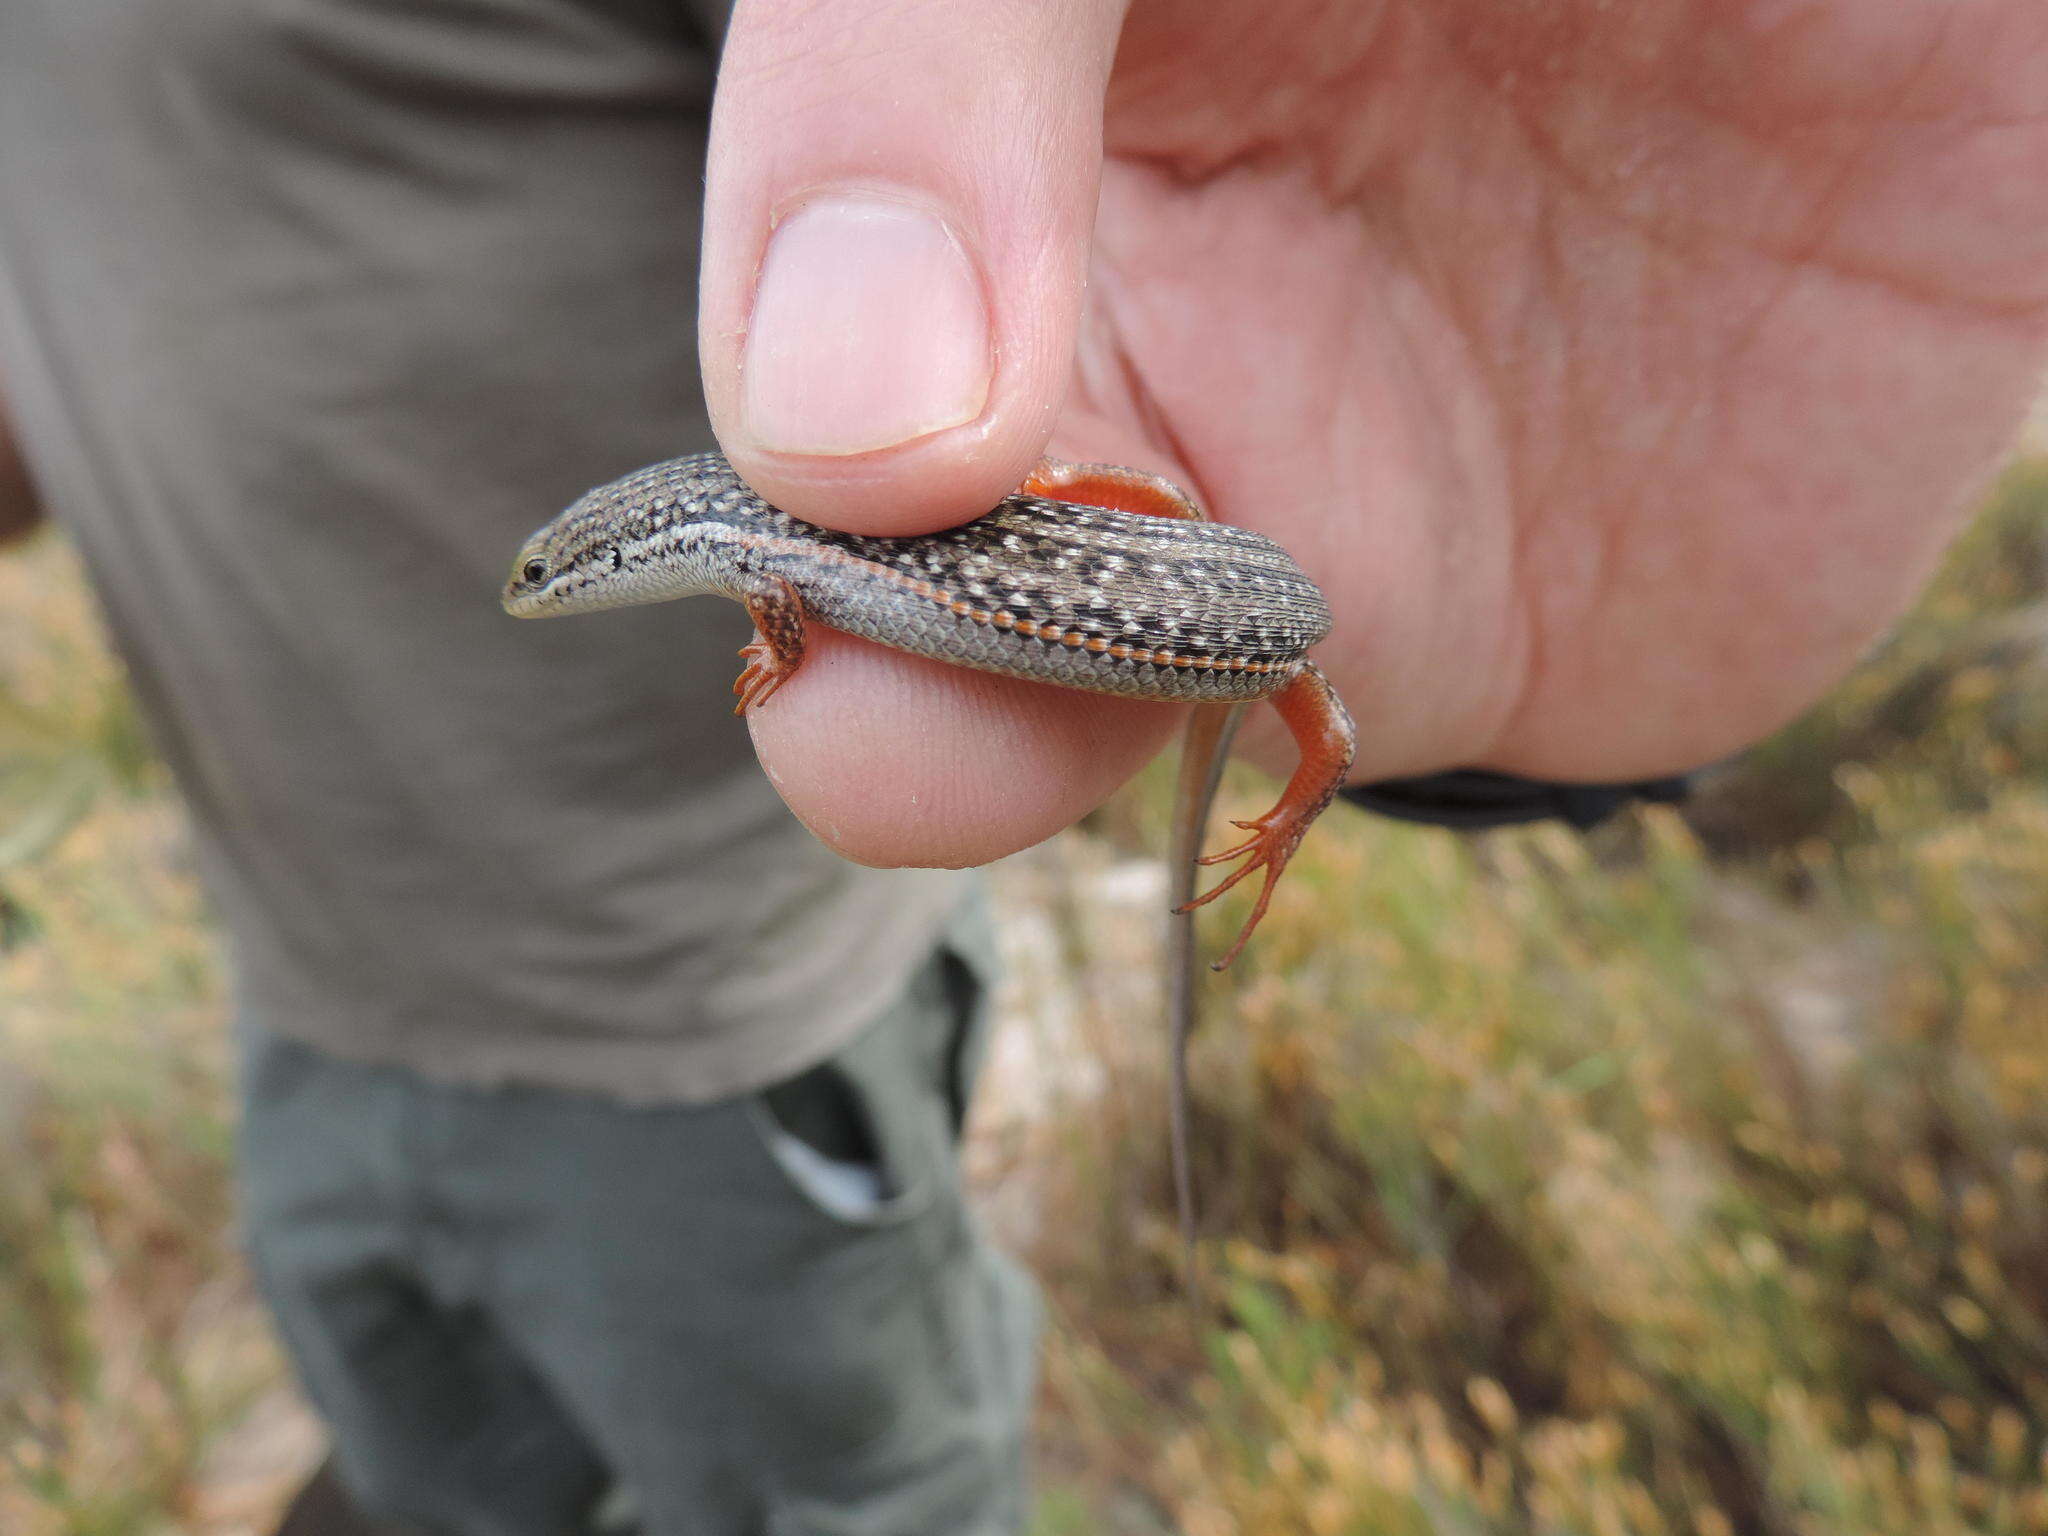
[1176,808,1312,971]
[1193,817,1271,868]
[1173,664,1355,970]
[732,577,808,717]
[731,640,794,716]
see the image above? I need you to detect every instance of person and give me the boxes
[2,2,2042,1533]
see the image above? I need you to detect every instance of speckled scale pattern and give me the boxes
[531,452,1334,702]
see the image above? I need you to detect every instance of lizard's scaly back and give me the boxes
[507,454,1333,705]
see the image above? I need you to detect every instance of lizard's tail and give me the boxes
[1167,700,1247,1296]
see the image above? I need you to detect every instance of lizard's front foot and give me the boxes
[731,637,797,715]
[731,573,808,716]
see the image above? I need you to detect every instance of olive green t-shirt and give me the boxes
[0,0,972,1101]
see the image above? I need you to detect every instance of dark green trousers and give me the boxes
[237,934,1039,1536]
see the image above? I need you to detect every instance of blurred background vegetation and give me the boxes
[4,452,2048,1533]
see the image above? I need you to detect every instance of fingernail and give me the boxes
[741,195,992,457]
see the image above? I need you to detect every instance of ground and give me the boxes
[6,440,2048,1533]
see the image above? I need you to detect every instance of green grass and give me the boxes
[1027,458,2048,1534]
[4,463,2048,1532]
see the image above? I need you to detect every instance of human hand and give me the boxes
[698,0,2048,869]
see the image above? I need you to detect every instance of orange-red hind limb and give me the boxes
[1178,662,1356,969]
[1021,459,1205,522]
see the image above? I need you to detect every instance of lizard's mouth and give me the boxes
[502,585,568,619]
[501,570,559,618]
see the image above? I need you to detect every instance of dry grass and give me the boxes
[1015,458,2048,1534]
[2,462,2047,1532]
[0,538,285,1535]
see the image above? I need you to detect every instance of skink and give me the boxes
[504,454,1358,1262]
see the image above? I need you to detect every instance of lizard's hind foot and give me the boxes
[1174,662,1357,969]
[1179,810,1313,971]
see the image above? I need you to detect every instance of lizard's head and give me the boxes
[503,466,729,619]
[502,497,636,618]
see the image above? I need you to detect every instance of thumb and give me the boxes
[700,0,1129,533]
[696,0,1183,873]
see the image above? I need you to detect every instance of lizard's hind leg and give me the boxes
[1179,662,1357,970]
[1021,458,1205,521]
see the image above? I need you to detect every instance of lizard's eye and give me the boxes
[522,558,549,585]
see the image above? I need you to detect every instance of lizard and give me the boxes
[503,452,1357,1267]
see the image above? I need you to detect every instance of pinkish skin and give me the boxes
[698,0,2048,874]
